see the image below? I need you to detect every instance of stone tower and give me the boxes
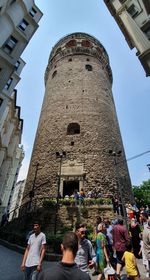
[24,32,133,205]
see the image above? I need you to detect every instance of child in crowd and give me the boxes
[138,233,149,278]
[122,242,140,280]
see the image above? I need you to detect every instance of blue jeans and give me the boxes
[24,266,38,280]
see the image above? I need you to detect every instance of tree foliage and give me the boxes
[132,179,150,207]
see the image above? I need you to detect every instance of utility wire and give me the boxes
[127,150,150,162]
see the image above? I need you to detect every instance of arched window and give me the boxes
[52,70,57,79]
[67,123,80,135]
[85,64,93,71]
[81,40,92,48]
[66,40,77,48]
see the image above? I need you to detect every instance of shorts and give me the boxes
[116,251,124,265]
[127,275,139,280]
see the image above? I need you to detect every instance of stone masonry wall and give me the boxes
[20,204,116,234]
[23,33,134,208]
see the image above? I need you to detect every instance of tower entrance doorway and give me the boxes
[63,180,79,197]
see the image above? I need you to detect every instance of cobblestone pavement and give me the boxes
[0,245,148,280]
[0,245,57,280]
[0,244,23,280]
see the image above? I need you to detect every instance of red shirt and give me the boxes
[113,224,130,252]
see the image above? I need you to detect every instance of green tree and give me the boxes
[132,179,150,208]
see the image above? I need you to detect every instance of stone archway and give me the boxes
[59,159,85,197]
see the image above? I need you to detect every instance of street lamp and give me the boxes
[109,150,128,228]
[29,162,39,211]
[147,164,150,172]
[54,151,66,235]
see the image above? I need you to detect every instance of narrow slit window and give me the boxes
[52,70,57,79]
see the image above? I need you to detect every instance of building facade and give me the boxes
[8,179,26,221]
[104,0,150,76]
[3,146,25,219]
[23,32,134,209]
[0,0,42,220]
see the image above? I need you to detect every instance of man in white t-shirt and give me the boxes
[21,221,46,280]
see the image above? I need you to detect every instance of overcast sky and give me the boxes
[16,0,150,186]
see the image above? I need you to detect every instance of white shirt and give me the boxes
[107,225,113,245]
[140,240,148,267]
[25,232,46,267]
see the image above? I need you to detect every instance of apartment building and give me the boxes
[0,0,42,221]
[104,0,150,76]
[8,178,26,221]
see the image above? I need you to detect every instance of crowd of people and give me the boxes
[21,211,150,280]
[63,188,105,205]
